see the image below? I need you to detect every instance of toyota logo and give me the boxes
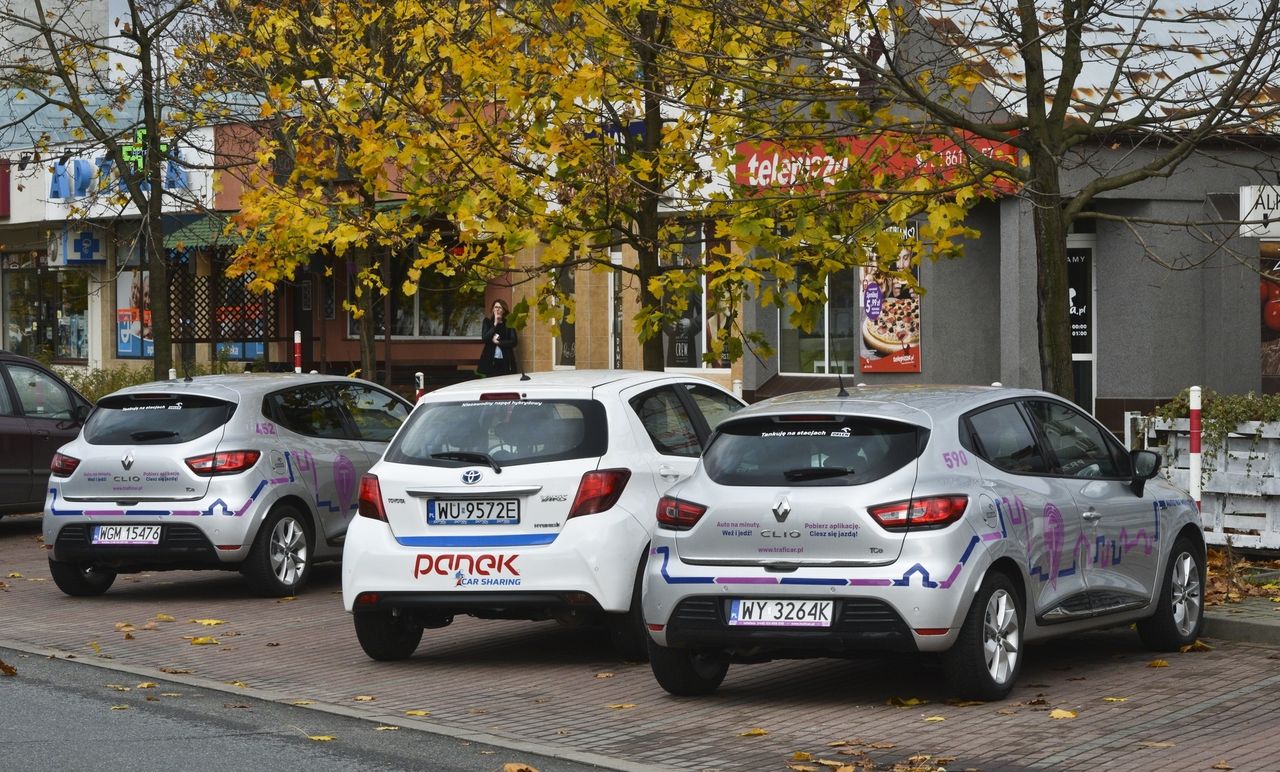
[772,496,791,522]
[461,469,483,485]
[121,452,135,471]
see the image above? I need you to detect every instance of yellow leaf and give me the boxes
[404,709,430,716]
[8,572,22,578]
[1211,762,1233,770]
[1179,640,1213,653]
[191,619,225,626]
[1049,709,1077,719]
[375,726,399,731]
[106,684,129,692]
[154,614,176,622]
[136,682,156,689]
[89,642,101,654]
[1103,696,1127,703]
[190,636,219,645]
[594,672,615,679]
[605,703,635,710]
[276,596,296,603]
[353,695,376,702]
[292,700,314,706]
[923,716,945,722]
[740,728,769,737]
[886,696,926,707]
[227,681,248,688]
[1147,659,1169,668]
[792,752,814,761]
[868,741,896,749]
[308,735,335,742]
[110,705,128,710]
[502,765,539,772]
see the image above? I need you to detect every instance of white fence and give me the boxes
[1129,413,1280,551]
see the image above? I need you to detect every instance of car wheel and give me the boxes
[1137,536,1205,651]
[647,639,729,696]
[242,505,313,597]
[607,552,651,662]
[353,610,424,661]
[943,572,1023,701]
[48,558,116,597]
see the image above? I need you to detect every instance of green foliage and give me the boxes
[1152,388,1280,473]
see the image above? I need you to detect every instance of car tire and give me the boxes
[607,552,651,662]
[241,504,313,597]
[48,558,116,597]
[647,639,729,696]
[353,610,424,661]
[1137,536,1205,651]
[942,571,1023,701]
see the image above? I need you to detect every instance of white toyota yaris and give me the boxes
[341,370,744,661]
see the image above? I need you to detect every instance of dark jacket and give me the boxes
[477,317,518,376]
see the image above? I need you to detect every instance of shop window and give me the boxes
[4,255,88,361]
[347,250,486,339]
[660,222,729,370]
[778,267,858,374]
[552,263,576,368]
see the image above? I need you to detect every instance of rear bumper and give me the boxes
[49,522,227,571]
[659,596,919,654]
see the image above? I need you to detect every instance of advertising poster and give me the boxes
[858,257,921,373]
[116,270,152,358]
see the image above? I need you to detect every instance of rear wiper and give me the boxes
[431,451,502,474]
[783,466,855,481]
[130,429,179,441]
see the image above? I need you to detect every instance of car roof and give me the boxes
[427,369,724,397]
[730,384,1054,427]
[102,373,393,402]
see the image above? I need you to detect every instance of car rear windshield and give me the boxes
[84,394,237,445]
[702,415,925,486]
[384,398,607,467]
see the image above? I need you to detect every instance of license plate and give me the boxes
[92,525,161,545]
[728,599,833,628]
[428,499,520,525]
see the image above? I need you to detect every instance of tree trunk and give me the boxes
[636,8,667,372]
[138,34,172,380]
[1028,153,1074,400]
[356,247,377,381]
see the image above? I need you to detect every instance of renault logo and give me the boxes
[461,469,482,485]
[772,496,791,522]
[121,452,135,471]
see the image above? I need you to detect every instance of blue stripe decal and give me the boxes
[393,533,559,547]
[654,545,715,584]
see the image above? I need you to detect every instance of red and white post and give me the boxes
[414,371,426,401]
[293,330,302,374]
[1189,385,1202,510]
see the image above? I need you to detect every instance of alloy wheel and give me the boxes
[1171,551,1203,637]
[268,517,307,586]
[982,588,1020,685]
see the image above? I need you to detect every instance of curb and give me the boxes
[0,638,665,772]
[1204,600,1280,647]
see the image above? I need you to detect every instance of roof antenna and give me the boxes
[836,372,849,398]
[519,370,531,381]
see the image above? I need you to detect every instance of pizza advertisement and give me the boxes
[858,264,921,373]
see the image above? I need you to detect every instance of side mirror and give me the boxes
[1130,449,1160,496]
[74,402,93,426]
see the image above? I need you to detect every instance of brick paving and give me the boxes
[4,512,1280,771]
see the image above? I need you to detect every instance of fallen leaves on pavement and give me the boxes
[404,709,430,716]
[1147,659,1169,668]
[501,764,539,772]
[353,695,376,702]
[1049,709,1077,719]
[188,636,218,646]
[1180,640,1213,653]
[739,728,769,737]
[190,619,225,627]
[0,658,16,676]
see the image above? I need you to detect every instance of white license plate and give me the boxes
[428,499,520,525]
[92,525,161,545]
[728,599,834,628]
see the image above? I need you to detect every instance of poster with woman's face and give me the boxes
[116,270,151,358]
[858,255,921,373]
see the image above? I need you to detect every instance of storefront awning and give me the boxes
[165,215,242,250]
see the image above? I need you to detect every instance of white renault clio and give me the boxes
[342,370,744,661]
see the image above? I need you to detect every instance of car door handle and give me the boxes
[1082,510,1102,521]
[658,465,682,480]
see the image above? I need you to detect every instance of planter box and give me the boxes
[1136,416,1280,551]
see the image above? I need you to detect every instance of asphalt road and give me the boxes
[0,646,608,772]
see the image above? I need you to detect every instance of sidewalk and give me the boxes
[1204,596,1280,646]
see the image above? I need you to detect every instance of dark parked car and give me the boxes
[0,351,91,517]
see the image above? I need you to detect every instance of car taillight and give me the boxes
[568,469,631,517]
[184,450,262,476]
[50,452,80,477]
[656,496,707,531]
[358,474,387,521]
[868,495,969,531]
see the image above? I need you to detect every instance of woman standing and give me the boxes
[477,299,518,376]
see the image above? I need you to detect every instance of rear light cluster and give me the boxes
[185,450,261,476]
[50,452,80,477]
[656,496,707,531]
[868,495,969,531]
[568,469,631,518]
[358,474,387,521]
